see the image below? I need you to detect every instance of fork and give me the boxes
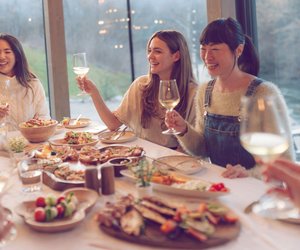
[112,126,127,140]
[70,114,82,125]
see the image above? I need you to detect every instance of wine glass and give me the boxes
[72,52,90,96]
[158,79,181,135]
[240,94,296,219]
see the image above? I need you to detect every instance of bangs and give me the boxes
[200,21,228,45]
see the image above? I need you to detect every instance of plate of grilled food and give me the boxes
[96,194,240,249]
[98,145,145,162]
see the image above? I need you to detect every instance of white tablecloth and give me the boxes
[1,128,300,250]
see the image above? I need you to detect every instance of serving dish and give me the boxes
[98,145,145,161]
[18,119,58,143]
[19,159,85,191]
[49,137,99,150]
[98,131,136,144]
[153,155,206,175]
[64,118,91,129]
[42,162,86,191]
[121,170,229,199]
[15,188,98,232]
[98,195,240,249]
[101,220,240,249]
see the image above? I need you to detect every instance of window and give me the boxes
[256,0,300,127]
[0,0,49,105]
[63,0,207,122]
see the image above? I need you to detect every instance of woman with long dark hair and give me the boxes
[165,18,294,177]
[0,33,49,126]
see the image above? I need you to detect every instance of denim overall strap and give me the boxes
[203,80,215,116]
[203,78,263,168]
[245,78,264,97]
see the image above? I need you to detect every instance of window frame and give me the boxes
[43,0,239,120]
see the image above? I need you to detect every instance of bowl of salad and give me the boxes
[19,119,58,143]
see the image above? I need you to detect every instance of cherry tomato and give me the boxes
[56,204,65,217]
[209,182,226,192]
[56,196,65,205]
[35,197,46,207]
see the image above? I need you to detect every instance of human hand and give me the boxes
[76,76,98,95]
[222,164,249,178]
[263,158,300,208]
[0,104,9,119]
[164,110,187,134]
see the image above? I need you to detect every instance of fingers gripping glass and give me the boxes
[158,79,181,135]
[73,52,90,96]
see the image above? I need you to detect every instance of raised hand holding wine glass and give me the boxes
[73,52,89,96]
[158,79,181,135]
[240,94,296,219]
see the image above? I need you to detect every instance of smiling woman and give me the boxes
[165,17,295,178]
[75,30,199,150]
[0,33,50,127]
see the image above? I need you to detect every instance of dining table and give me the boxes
[1,122,300,250]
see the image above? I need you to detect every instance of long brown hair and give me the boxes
[141,30,196,128]
[0,33,36,93]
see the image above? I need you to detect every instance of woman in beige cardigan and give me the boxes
[77,30,198,149]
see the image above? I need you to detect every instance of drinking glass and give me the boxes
[240,94,296,219]
[73,52,90,96]
[18,161,42,193]
[158,79,181,135]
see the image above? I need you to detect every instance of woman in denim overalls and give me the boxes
[165,18,293,178]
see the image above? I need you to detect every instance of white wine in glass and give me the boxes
[158,79,180,135]
[72,52,90,96]
[240,94,296,219]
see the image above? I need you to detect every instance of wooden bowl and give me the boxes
[19,120,58,143]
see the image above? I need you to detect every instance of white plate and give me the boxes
[98,131,136,144]
[49,137,99,150]
[153,155,206,175]
[120,169,229,199]
[45,161,86,184]
[15,188,98,232]
[64,118,91,129]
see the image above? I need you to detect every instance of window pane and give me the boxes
[256,0,300,127]
[63,0,130,122]
[131,0,207,80]
[0,0,49,108]
[63,0,207,123]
